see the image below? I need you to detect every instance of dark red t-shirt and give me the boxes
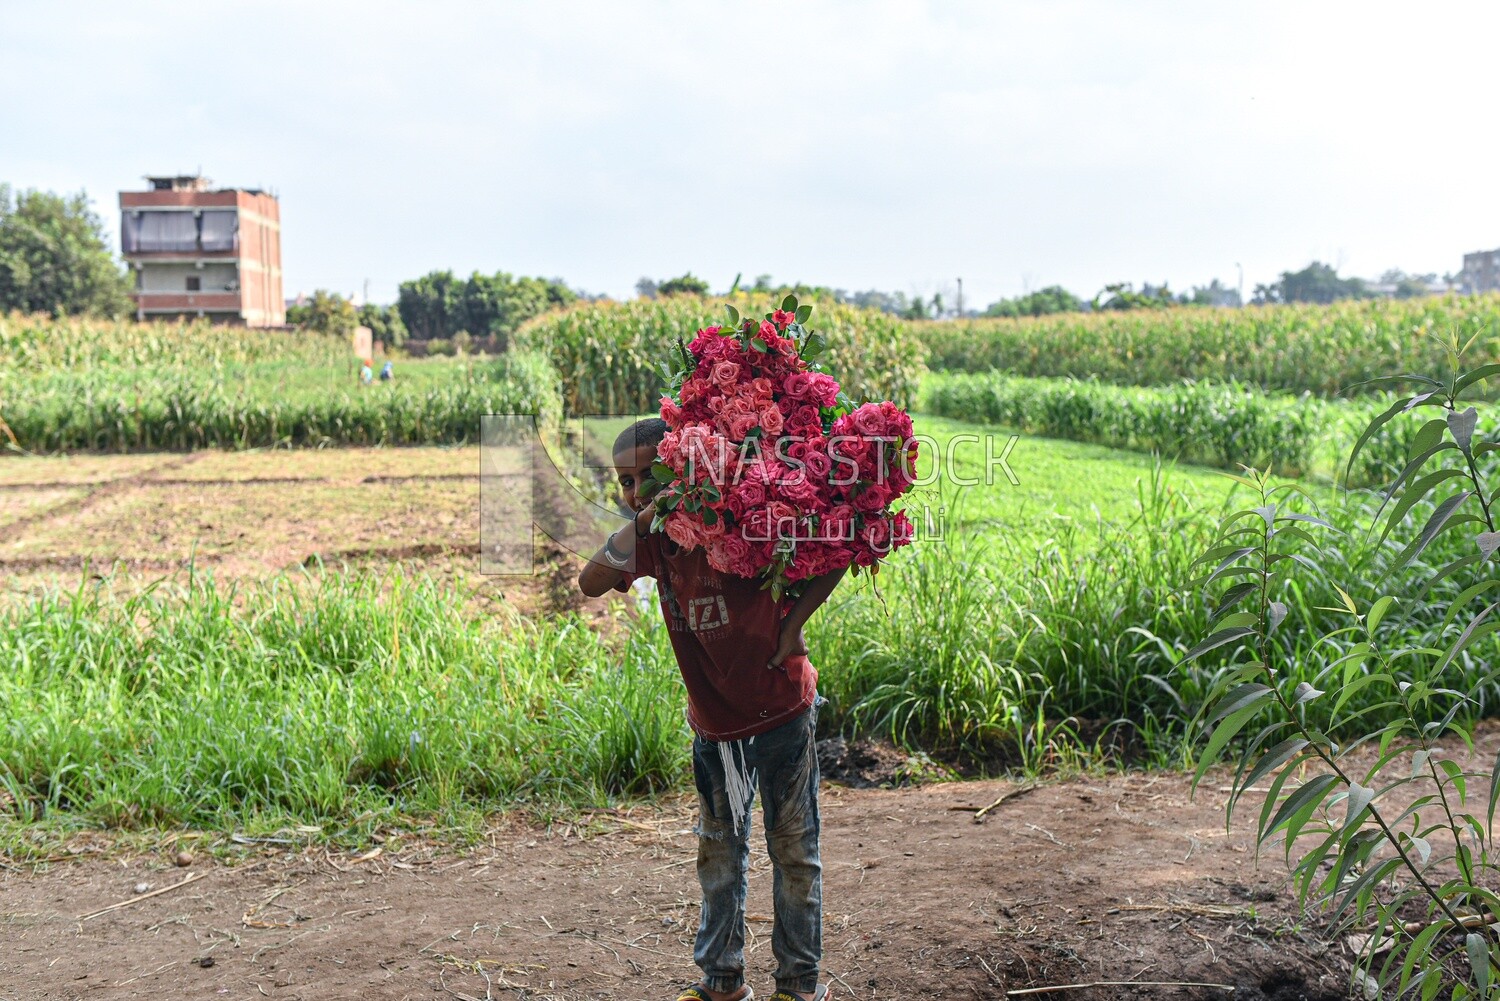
[622,533,817,741]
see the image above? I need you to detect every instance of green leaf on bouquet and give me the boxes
[702,507,718,527]
[702,482,721,501]
[750,337,768,352]
[801,331,828,362]
[725,304,741,328]
[795,303,812,324]
[781,294,798,313]
[650,462,675,485]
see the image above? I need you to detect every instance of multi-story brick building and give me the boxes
[119,175,284,326]
[1462,248,1500,295]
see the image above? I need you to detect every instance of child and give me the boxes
[578,418,843,1001]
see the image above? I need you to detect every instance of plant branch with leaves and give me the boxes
[1189,329,1500,999]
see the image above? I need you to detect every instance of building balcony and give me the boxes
[131,291,243,312]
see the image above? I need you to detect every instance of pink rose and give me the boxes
[742,508,776,544]
[783,372,815,399]
[759,405,784,435]
[719,533,752,567]
[657,430,682,469]
[892,509,915,547]
[779,474,822,509]
[807,373,840,407]
[664,511,703,551]
[766,500,797,526]
[862,515,893,553]
[712,361,742,389]
[732,479,766,509]
[728,412,758,440]
[851,404,886,436]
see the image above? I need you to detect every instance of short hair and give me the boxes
[613,417,668,458]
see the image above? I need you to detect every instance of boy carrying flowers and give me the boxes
[578,300,916,1001]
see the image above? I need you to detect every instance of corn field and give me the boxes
[514,294,926,415]
[3,318,563,452]
[2,312,345,373]
[919,295,1500,396]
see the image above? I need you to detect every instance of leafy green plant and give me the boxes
[1188,329,1500,998]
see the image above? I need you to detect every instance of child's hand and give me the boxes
[768,622,808,671]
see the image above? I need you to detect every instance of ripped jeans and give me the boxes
[691,697,824,997]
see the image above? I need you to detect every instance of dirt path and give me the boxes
[1,770,1350,1001]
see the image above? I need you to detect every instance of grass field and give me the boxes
[10,413,1490,836]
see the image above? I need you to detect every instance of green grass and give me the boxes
[3,417,1493,841]
[918,372,1440,486]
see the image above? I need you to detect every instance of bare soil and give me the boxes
[0,447,615,622]
[1,769,1350,1001]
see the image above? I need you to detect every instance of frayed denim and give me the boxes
[691,696,824,996]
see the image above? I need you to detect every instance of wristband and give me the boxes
[601,536,629,568]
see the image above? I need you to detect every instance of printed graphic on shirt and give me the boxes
[688,595,730,632]
[658,572,687,630]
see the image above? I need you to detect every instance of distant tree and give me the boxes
[751,273,775,293]
[0,185,133,317]
[635,277,658,299]
[398,270,463,340]
[1253,262,1370,305]
[1181,278,1242,307]
[358,303,407,346]
[398,270,572,345]
[287,289,358,337]
[1379,269,1439,300]
[1093,282,1174,311]
[656,272,711,297]
[904,296,930,320]
[984,285,1083,318]
[843,289,910,315]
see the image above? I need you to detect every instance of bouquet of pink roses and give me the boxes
[647,295,917,599]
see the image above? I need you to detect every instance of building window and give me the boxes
[186,276,201,292]
[122,210,238,253]
[199,211,238,252]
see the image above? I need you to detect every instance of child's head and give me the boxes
[612,418,667,512]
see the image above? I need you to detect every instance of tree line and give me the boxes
[0,184,1476,328]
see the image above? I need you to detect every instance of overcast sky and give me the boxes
[5,1,1498,308]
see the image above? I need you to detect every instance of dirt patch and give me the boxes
[815,737,948,789]
[0,770,1352,1001]
[0,445,623,625]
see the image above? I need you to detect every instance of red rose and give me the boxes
[854,482,892,512]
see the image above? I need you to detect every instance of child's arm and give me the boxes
[768,566,848,668]
[578,507,655,597]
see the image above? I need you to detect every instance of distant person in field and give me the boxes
[359,359,373,385]
[379,360,394,382]
[578,418,841,1001]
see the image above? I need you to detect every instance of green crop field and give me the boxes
[2,413,1490,838]
[3,300,1498,846]
[918,294,1500,396]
